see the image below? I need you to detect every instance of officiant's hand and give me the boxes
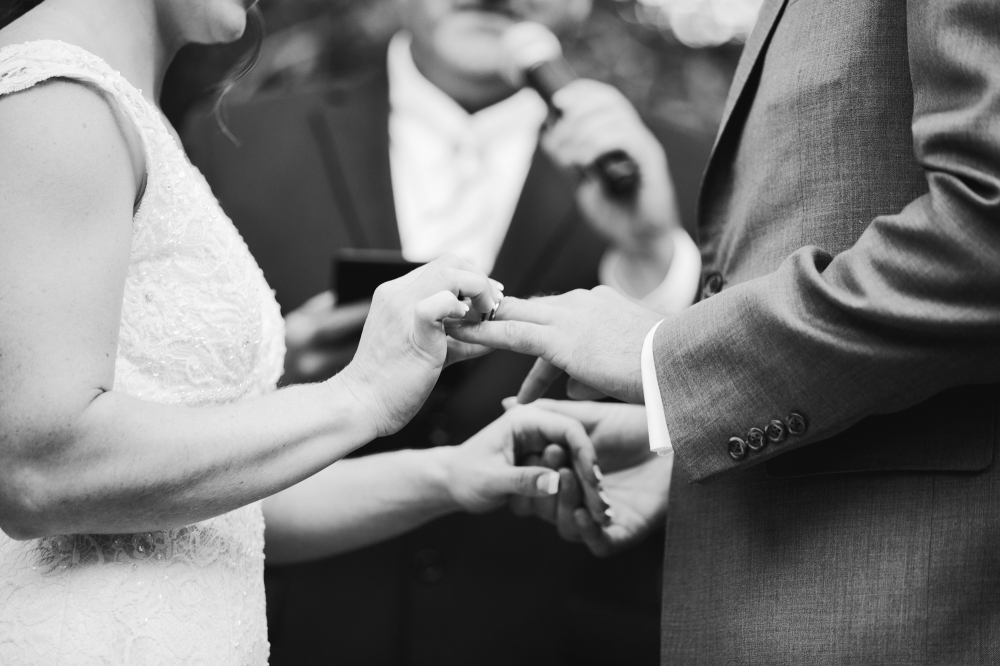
[511,400,671,557]
[543,80,681,297]
[338,255,501,437]
[447,286,662,404]
[282,291,369,385]
[442,405,607,519]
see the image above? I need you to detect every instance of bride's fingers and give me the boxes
[518,358,565,404]
[418,257,502,312]
[508,408,608,523]
[428,254,505,298]
[414,291,468,352]
[436,267,501,315]
[530,444,565,524]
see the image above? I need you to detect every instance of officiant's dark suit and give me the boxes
[182,59,708,665]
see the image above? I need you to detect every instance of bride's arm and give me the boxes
[0,81,499,541]
[262,407,610,565]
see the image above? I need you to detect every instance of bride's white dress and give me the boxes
[0,41,285,665]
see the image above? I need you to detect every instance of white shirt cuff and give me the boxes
[599,228,702,315]
[642,320,673,456]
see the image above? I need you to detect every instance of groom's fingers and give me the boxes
[491,295,556,324]
[446,319,552,358]
[574,508,613,558]
[517,398,603,426]
[509,453,542,518]
[517,358,565,404]
[444,338,493,367]
[565,378,608,401]
[555,469,583,542]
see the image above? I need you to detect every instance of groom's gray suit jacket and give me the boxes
[655,0,1000,662]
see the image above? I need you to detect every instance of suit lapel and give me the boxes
[491,149,577,295]
[699,0,791,213]
[309,67,401,250]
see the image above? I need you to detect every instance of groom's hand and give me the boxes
[447,286,662,404]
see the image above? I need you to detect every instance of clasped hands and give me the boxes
[448,287,672,556]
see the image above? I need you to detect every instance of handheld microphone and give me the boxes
[500,21,641,198]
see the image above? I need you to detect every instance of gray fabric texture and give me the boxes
[655,0,1000,662]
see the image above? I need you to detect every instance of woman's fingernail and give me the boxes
[592,465,604,482]
[604,507,616,523]
[538,472,560,495]
[598,490,611,505]
[490,279,505,292]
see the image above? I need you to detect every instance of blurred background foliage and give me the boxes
[162,0,753,141]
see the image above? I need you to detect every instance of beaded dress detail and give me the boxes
[0,41,285,665]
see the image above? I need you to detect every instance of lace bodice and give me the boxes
[0,41,285,665]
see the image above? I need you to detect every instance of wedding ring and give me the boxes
[489,296,503,321]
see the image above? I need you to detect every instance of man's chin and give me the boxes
[432,15,512,78]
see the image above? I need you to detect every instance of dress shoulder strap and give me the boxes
[0,40,146,117]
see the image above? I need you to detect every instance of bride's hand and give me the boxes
[336,255,501,437]
[440,405,610,518]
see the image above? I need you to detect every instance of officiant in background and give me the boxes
[164,0,744,663]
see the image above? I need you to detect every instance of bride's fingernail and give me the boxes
[598,490,611,505]
[537,472,560,495]
[592,465,604,482]
[604,507,616,523]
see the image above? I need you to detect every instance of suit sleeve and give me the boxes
[654,0,1000,483]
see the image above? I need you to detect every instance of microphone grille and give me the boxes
[499,22,564,87]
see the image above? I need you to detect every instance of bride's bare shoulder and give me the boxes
[0,79,145,206]
[0,79,143,221]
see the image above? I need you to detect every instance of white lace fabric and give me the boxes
[0,41,285,665]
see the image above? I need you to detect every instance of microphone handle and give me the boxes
[526,61,642,198]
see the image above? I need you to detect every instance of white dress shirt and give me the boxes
[388,32,548,275]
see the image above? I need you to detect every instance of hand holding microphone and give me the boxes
[500,21,641,197]
[500,22,682,266]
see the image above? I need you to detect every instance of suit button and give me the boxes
[701,272,724,300]
[746,427,766,451]
[765,420,787,443]
[787,412,807,435]
[412,549,446,584]
[728,437,748,461]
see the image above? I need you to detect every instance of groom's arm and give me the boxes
[651,0,1000,482]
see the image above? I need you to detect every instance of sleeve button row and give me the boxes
[727,413,808,462]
